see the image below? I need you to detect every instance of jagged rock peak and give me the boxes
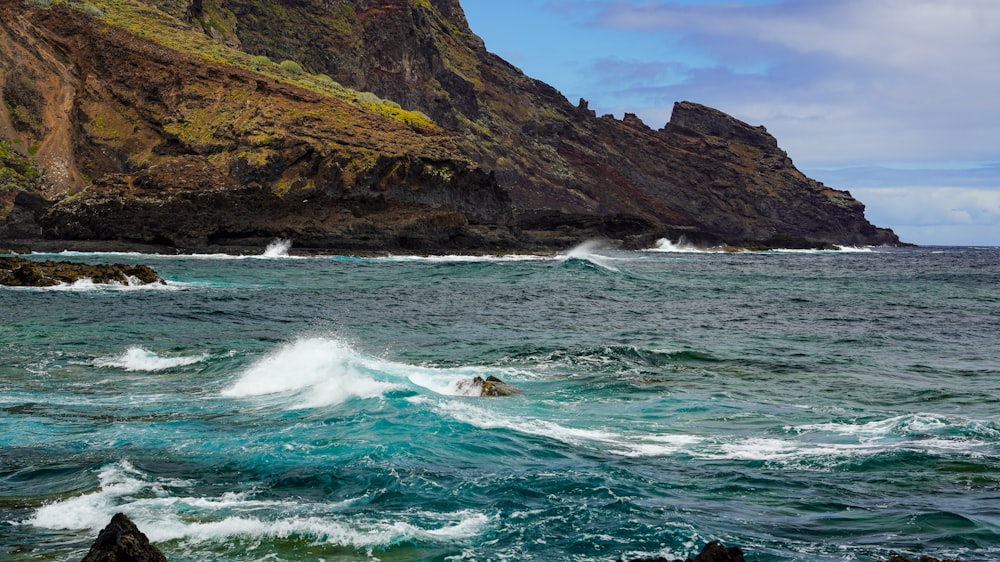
[80,513,167,562]
[667,101,778,148]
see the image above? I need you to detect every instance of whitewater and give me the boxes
[1,243,998,561]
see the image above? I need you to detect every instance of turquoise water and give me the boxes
[2,242,998,561]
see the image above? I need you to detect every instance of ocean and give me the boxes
[2,241,998,561]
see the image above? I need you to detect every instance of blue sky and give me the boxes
[461,0,1000,246]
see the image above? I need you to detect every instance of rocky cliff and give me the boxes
[0,0,902,252]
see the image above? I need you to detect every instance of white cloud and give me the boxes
[588,0,1000,168]
[850,186,1000,245]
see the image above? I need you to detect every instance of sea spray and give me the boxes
[222,336,528,407]
[262,239,293,258]
[94,347,209,372]
[650,237,708,253]
[558,239,622,272]
[220,337,401,408]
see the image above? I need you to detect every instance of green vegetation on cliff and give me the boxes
[0,139,43,215]
[47,0,435,131]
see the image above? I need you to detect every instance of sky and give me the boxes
[461,0,1000,246]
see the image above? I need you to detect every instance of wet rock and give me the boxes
[619,541,745,562]
[456,375,522,397]
[80,512,167,562]
[0,257,164,286]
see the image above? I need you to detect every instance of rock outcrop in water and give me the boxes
[0,0,902,253]
[619,541,746,562]
[80,513,167,562]
[0,256,163,286]
[455,375,522,397]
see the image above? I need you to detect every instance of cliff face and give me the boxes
[0,0,901,251]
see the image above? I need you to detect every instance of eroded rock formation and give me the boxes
[0,256,163,286]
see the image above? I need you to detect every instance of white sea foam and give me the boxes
[221,337,402,408]
[434,400,621,447]
[34,247,554,262]
[2,277,181,292]
[28,461,489,547]
[94,347,209,372]
[688,413,996,464]
[381,253,551,263]
[647,237,711,253]
[44,251,148,258]
[29,462,145,531]
[608,434,705,457]
[424,409,995,464]
[433,399,711,457]
[222,336,526,407]
[262,238,293,258]
[786,413,992,442]
[557,240,621,272]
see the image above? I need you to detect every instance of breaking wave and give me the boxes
[94,347,210,372]
[28,461,490,547]
[220,336,522,408]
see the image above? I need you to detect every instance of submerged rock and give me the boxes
[0,257,163,286]
[80,512,167,562]
[886,556,960,562]
[456,375,522,397]
[619,541,745,562]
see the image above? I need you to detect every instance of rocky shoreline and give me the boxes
[0,231,887,260]
[0,255,163,287]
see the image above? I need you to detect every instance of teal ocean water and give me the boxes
[2,241,999,561]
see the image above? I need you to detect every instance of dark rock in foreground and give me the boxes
[620,541,745,562]
[619,543,960,562]
[80,513,166,562]
[0,256,163,287]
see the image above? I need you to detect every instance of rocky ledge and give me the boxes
[0,256,163,287]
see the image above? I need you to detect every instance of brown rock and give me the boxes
[0,257,164,286]
[455,375,522,397]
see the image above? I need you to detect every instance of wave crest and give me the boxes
[94,347,209,372]
[220,336,521,408]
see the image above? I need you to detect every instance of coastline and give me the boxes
[0,235,912,259]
